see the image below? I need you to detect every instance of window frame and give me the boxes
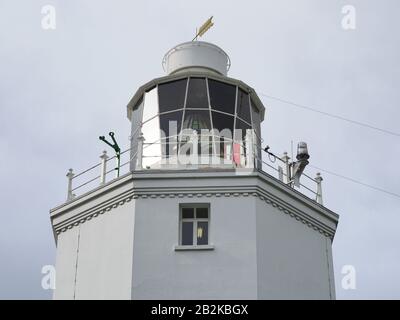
[179,204,211,248]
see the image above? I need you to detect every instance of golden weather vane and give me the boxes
[192,16,214,41]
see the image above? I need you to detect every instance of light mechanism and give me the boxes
[291,142,310,187]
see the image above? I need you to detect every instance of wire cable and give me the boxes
[309,164,400,199]
[259,93,400,137]
[260,146,400,199]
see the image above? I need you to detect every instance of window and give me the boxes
[142,86,158,122]
[158,79,187,113]
[180,205,209,246]
[236,89,251,124]
[250,102,261,139]
[208,79,236,114]
[182,110,211,132]
[186,78,209,109]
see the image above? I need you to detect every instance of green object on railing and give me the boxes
[99,132,121,177]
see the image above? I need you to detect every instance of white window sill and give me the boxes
[174,245,215,251]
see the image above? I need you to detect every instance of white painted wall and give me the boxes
[53,202,135,300]
[131,196,258,299]
[52,171,338,300]
[255,197,335,299]
[53,227,79,299]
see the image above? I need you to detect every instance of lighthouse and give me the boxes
[50,40,339,300]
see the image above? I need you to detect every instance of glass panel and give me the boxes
[236,89,251,124]
[182,222,194,245]
[158,79,187,113]
[160,111,183,138]
[234,118,251,142]
[196,207,208,219]
[197,221,208,245]
[183,110,211,132]
[251,102,262,169]
[186,78,208,109]
[211,111,234,137]
[159,111,183,157]
[182,208,194,219]
[251,102,261,139]
[208,79,236,114]
[233,119,253,167]
[141,116,162,168]
[130,99,144,169]
[142,86,158,122]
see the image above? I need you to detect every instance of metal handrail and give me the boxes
[65,134,323,204]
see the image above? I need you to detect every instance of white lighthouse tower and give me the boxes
[50,40,339,300]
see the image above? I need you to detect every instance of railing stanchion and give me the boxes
[315,172,323,205]
[66,168,75,201]
[192,130,199,166]
[99,151,109,185]
[136,133,145,170]
[281,152,291,185]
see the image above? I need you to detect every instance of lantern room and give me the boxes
[127,42,266,170]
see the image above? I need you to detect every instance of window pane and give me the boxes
[236,89,251,123]
[141,116,162,168]
[182,222,194,245]
[158,79,187,113]
[208,79,236,114]
[251,102,261,139]
[183,110,211,132]
[159,111,183,138]
[186,78,208,109]
[142,86,158,122]
[197,221,208,245]
[196,207,208,219]
[211,111,234,137]
[182,208,194,219]
[234,118,251,142]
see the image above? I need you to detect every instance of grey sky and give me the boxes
[0,0,399,299]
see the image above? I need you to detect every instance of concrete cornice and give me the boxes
[50,170,339,240]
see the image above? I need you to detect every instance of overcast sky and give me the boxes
[0,0,399,299]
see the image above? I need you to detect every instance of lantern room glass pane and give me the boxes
[251,102,261,140]
[211,111,234,138]
[234,118,251,142]
[236,89,251,124]
[183,110,211,132]
[186,78,208,109]
[159,111,182,157]
[160,111,183,138]
[142,86,158,122]
[141,116,162,168]
[208,79,236,114]
[158,79,187,113]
